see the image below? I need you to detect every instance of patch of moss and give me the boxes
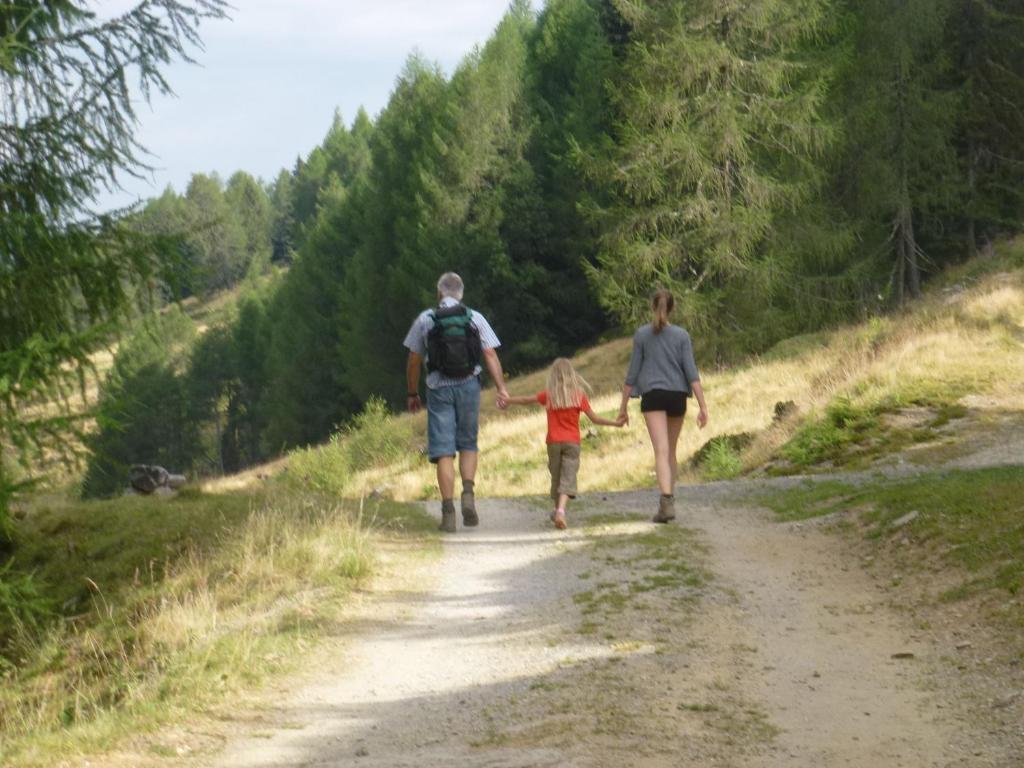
[759,479,858,522]
[763,467,1024,601]
[776,387,969,472]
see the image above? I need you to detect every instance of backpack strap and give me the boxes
[432,303,472,322]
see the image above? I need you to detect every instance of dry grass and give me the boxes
[278,256,1024,502]
[201,455,289,493]
[0,489,433,768]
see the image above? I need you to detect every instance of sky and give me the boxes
[101,0,519,209]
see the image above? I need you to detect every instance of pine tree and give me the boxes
[838,0,958,304]
[589,0,839,335]
[225,292,272,468]
[261,177,364,449]
[949,0,1024,256]
[594,0,632,53]
[133,186,199,298]
[0,0,226,540]
[182,173,249,294]
[269,169,296,263]
[182,282,275,474]
[184,324,235,474]
[338,55,455,402]
[322,108,375,188]
[290,149,329,241]
[225,171,274,278]
[259,111,373,450]
[511,0,617,361]
[438,1,547,367]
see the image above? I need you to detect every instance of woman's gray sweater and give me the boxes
[624,323,700,396]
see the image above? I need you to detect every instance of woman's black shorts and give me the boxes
[640,389,688,418]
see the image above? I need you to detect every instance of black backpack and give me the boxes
[426,304,482,378]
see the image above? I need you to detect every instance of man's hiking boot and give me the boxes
[461,481,478,527]
[461,491,479,527]
[439,500,457,533]
[653,494,676,524]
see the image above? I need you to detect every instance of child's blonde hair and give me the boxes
[546,358,591,410]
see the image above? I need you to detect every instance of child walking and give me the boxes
[499,358,626,529]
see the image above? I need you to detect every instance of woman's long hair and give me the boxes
[652,288,674,334]
[546,357,591,410]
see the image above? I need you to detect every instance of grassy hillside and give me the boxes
[282,238,1024,501]
[0,485,435,767]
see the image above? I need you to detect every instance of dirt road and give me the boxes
[210,484,1018,768]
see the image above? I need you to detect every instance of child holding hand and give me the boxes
[499,358,626,529]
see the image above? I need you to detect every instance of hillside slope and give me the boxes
[276,239,1024,502]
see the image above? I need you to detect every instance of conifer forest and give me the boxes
[2,0,1023,511]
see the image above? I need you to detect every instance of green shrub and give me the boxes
[343,397,414,472]
[0,472,20,553]
[285,398,416,496]
[760,330,831,362]
[692,433,751,480]
[286,436,352,496]
[701,440,744,481]
[0,561,53,655]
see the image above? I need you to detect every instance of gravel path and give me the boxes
[210,477,1019,768]
[214,498,604,767]
[639,484,959,767]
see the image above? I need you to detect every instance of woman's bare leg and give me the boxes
[667,415,685,492]
[643,411,673,495]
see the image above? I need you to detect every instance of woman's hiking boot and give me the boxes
[439,499,457,533]
[653,494,676,524]
[461,484,478,527]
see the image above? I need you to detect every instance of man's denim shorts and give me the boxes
[426,377,481,462]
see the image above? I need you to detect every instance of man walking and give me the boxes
[404,272,508,532]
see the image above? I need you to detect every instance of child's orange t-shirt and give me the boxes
[537,391,590,444]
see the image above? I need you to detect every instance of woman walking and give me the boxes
[618,289,708,523]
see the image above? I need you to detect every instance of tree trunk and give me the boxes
[895,219,906,307]
[966,136,978,259]
[894,55,921,302]
[904,202,921,299]
[214,401,225,475]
